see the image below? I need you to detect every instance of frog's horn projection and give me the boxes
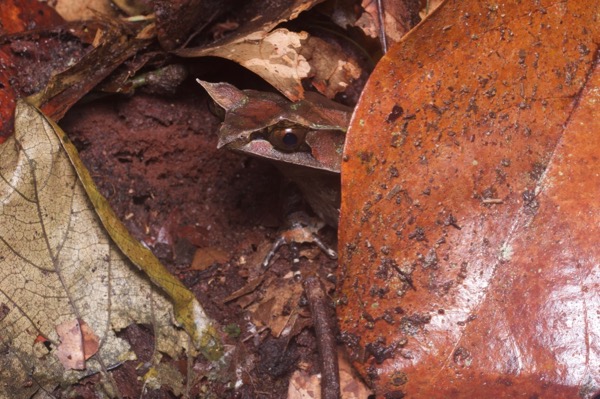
[197,80,246,111]
[199,79,282,149]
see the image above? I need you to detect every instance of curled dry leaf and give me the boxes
[52,0,118,21]
[339,0,599,397]
[0,101,219,397]
[354,0,421,46]
[180,28,311,101]
[287,352,373,399]
[175,0,364,101]
[28,21,152,121]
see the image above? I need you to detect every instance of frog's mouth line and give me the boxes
[226,139,340,174]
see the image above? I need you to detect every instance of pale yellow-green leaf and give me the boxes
[143,363,185,396]
[0,100,219,397]
[46,103,220,358]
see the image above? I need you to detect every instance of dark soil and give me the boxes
[60,81,338,398]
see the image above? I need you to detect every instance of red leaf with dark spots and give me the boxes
[339,0,600,397]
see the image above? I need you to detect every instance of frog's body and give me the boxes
[198,80,351,228]
[276,162,340,227]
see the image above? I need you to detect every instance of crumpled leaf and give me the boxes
[52,0,118,21]
[248,273,306,338]
[299,35,362,99]
[0,100,219,397]
[339,0,599,397]
[28,21,152,121]
[354,0,421,46]
[175,0,364,101]
[288,352,373,399]
[180,28,311,101]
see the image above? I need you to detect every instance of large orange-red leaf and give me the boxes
[0,0,63,34]
[338,0,599,397]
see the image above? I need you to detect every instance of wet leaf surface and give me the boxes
[338,0,600,397]
[0,0,64,33]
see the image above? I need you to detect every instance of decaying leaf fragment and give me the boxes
[28,21,153,121]
[175,0,365,101]
[189,28,312,101]
[0,100,219,397]
[55,319,100,370]
[287,352,373,399]
[299,35,362,99]
[354,0,421,46]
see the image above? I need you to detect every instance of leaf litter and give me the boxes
[0,100,217,397]
[0,0,427,396]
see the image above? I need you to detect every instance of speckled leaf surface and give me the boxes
[175,0,325,101]
[0,101,215,397]
[338,1,599,397]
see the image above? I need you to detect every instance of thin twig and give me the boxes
[303,275,340,399]
[376,0,388,54]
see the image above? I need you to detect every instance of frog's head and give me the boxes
[198,80,351,174]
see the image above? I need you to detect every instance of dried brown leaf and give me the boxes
[185,28,311,101]
[28,22,151,121]
[287,352,373,399]
[175,0,343,101]
[189,247,229,271]
[300,36,362,98]
[52,0,118,21]
[249,274,305,337]
[355,0,421,45]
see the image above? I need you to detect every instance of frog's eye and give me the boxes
[267,125,309,152]
[207,99,225,121]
